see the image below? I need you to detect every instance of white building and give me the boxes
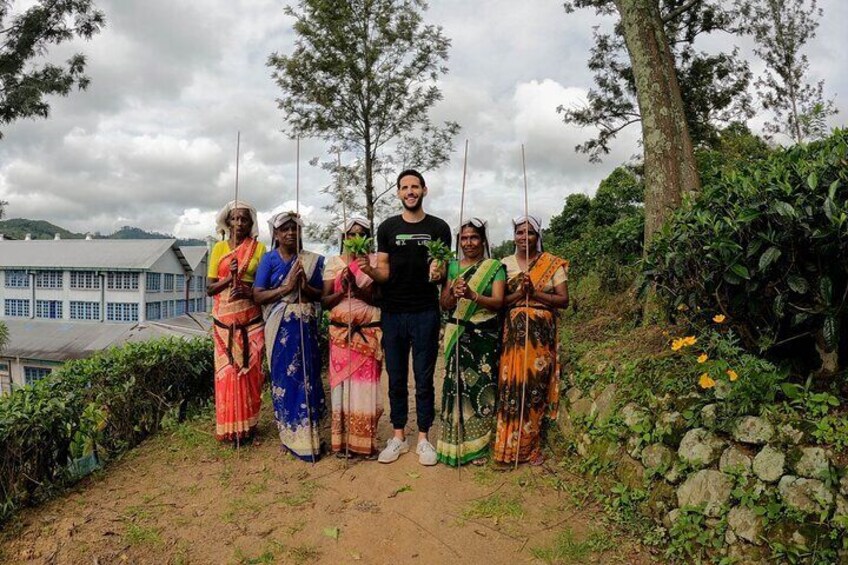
[0,238,211,392]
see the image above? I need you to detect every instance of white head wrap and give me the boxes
[512,214,543,253]
[337,216,371,252]
[215,200,259,239]
[267,211,303,248]
[456,217,491,260]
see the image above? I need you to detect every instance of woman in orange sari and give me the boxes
[322,217,383,458]
[206,200,267,444]
[493,215,569,466]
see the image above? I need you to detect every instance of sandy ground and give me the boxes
[0,362,653,565]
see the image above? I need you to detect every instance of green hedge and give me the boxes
[643,129,848,367]
[0,337,213,523]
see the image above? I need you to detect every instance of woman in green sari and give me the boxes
[437,218,505,466]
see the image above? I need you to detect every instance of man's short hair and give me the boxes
[396,169,426,189]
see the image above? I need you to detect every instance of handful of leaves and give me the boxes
[425,240,455,265]
[343,234,373,256]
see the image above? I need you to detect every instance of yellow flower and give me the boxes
[677,303,688,311]
[713,314,726,323]
[727,369,738,382]
[697,353,708,364]
[682,336,697,347]
[698,373,716,389]
[671,338,684,351]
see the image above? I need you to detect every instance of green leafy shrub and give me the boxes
[0,337,213,523]
[643,128,848,370]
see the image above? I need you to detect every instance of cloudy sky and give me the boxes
[0,0,845,246]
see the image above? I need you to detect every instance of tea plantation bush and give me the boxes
[0,337,213,523]
[643,128,848,371]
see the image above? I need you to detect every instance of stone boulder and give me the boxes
[719,445,752,476]
[641,443,674,473]
[656,411,687,447]
[571,397,593,420]
[591,383,618,423]
[841,473,848,497]
[778,476,835,516]
[733,416,774,445]
[727,506,765,545]
[752,445,785,483]
[776,423,804,445]
[791,447,830,480]
[835,495,848,529]
[678,428,725,468]
[700,403,718,429]
[565,386,583,405]
[676,469,734,517]
[620,402,650,431]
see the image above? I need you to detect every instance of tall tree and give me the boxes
[737,0,837,144]
[0,0,105,138]
[561,0,752,162]
[268,0,460,235]
[566,0,701,245]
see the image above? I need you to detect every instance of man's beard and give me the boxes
[402,197,423,212]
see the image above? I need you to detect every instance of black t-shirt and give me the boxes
[377,214,452,313]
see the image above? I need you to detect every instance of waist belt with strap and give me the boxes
[330,319,381,344]
[450,317,500,334]
[214,314,264,369]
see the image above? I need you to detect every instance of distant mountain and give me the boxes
[0,219,83,240]
[0,219,206,247]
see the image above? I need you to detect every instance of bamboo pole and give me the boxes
[454,139,469,475]
[514,144,530,470]
[232,131,242,456]
[339,150,353,467]
[296,137,317,465]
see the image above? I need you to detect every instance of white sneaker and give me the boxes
[378,437,409,464]
[416,439,437,466]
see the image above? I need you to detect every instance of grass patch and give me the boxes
[124,522,162,546]
[222,496,262,523]
[287,544,321,563]
[531,528,615,563]
[462,494,524,521]
[280,480,317,507]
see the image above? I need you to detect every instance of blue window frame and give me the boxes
[35,271,63,289]
[106,302,139,322]
[4,270,29,288]
[146,272,161,292]
[24,366,52,385]
[70,301,100,320]
[4,299,30,317]
[35,300,63,319]
[70,271,100,289]
[145,301,162,321]
[107,272,139,291]
[164,273,174,292]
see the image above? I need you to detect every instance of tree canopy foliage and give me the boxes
[561,0,752,162]
[0,0,104,138]
[268,0,459,235]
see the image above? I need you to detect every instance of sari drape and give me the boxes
[326,255,383,456]
[211,238,265,441]
[493,252,568,464]
[259,250,326,461]
[437,258,503,466]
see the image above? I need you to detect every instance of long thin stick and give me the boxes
[296,136,317,465]
[233,131,242,457]
[339,150,352,467]
[454,139,469,475]
[514,144,530,470]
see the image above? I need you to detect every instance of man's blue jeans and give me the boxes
[381,308,441,433]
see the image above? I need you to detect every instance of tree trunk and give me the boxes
[364,134,375,235]
[615,0,701,247]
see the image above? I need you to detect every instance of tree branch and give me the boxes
[663,0,702,23]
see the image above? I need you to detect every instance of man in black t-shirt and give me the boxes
[357,169,450,466]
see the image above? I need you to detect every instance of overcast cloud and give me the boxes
[0,0,845,246]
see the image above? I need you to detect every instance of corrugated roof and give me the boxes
[0,316,211,362]
[0,239,177,269]
[179,246,208,272]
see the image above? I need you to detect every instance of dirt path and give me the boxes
[1,369,652,564]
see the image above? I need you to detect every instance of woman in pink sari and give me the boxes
[322,218,383,458]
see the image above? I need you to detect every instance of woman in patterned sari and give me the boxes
[493,215,569,467]
[207,200,267,444]
[321,217,383,458]
[253,212,326,461]
[437,218,505,466]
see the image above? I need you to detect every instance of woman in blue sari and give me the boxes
[253,211,326,461]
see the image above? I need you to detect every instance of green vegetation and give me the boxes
[531,528,615,564]
[0,337,213,524]
[0,218,205,245]
[462,494,524,521]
